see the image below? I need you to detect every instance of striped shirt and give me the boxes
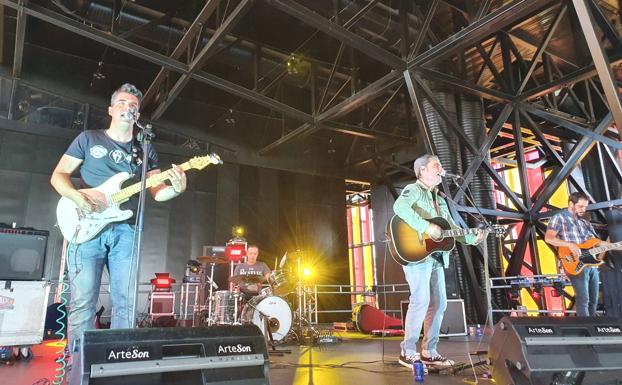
[547,210,597,244]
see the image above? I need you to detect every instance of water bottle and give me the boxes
[413,359,425,382]
[476,323,483,336]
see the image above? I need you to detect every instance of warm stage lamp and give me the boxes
[302,266,313,279]
[232,225,245,238]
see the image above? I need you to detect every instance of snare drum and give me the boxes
[213,290,239,325]
[271,270,290,295]
[260,286,273,296]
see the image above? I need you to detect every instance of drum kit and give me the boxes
[195,255,297,343]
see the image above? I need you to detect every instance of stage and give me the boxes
[3,330,492,385]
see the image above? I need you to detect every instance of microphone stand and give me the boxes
[129,119,155,328]
[443,175,495,328]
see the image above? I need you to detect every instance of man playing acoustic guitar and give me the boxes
[394,154,486,369]
[545,192,612,317]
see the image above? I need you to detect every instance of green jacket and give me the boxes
[393,180,476,267]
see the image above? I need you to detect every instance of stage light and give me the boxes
[232,225,245,238]
[302,266,313,279]
[150,273,175,292]
[225,242,246,262]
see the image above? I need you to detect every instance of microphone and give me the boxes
[123,107,138,121]
[440,170,463,180]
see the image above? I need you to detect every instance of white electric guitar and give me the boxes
[56,154,222,244]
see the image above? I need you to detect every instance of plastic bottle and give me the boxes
[413,359,425,382]
[476,323,483,336]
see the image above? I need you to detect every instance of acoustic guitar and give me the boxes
[558,238,622,276]
[386,215,505,266]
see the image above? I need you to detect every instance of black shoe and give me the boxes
[421,354,455,367]
[398,354,420,369]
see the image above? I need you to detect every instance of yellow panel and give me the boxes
[351,207,361,245]
[536,239,558,275]
[363,245,374,289]
[544,170,569,209]
[520,288,539,316]
[348,248,355,304]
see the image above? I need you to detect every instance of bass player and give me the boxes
[545,192,611,317]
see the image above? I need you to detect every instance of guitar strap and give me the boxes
[432,189,441,216]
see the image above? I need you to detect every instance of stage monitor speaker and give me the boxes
[77,325,269,385]
[0,227,48,281]
[489,316,622,385]
[401,299,467,337]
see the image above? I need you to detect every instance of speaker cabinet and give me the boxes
[0,228,48,281]
[0,280,50,345]
[401,299,467,337]
[489,316,622,385]
[77,325,270,385]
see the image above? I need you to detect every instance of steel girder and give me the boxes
[141,0,221,108]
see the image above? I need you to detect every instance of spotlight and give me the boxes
[150,273,175,292]
[183,260,202,283]
[302,266,313,279]
[231,225,245,238]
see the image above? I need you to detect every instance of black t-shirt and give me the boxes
[65,130,159,219]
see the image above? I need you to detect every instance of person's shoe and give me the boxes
[398,353,420,369]
[421,354,455,367]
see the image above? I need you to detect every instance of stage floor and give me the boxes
[2,330,621,385]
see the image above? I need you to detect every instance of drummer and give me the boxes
[232,244,271,298]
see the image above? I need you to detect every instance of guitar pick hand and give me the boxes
[75,189,108,214]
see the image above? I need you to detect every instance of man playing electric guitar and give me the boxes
[394,154,486,370]
[50,83,186,385]
[545,192,612,317]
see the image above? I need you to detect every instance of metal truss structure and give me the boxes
[1,0,621,320]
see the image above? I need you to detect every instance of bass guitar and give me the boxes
[386,215,505,266]
[558,238,622,276]
[56,154,222,244]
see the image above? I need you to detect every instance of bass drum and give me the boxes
[241,295,292,342]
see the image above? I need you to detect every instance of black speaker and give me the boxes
[0,227,48,280]
[489,316,622,385]
[77,325,270,385]
[400,299,467,337]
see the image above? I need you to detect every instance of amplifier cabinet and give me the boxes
[0,280,51,346]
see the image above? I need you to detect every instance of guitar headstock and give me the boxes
[489,225,507,238]
[188,153,223,170]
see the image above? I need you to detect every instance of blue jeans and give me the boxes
[401,257,447,357]
[66,223,137,350]
[569,267,599,317]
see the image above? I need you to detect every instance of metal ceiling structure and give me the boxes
[1,0,622,320]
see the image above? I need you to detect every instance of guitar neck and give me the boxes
[110,161,193,204]
[441,228,479,238]
[590,241,622,255]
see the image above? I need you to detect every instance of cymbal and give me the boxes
[230,274,266,285]
[196,255,228,264]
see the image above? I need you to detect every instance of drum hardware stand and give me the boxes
[194,262,218,326]
[292,252,318,345]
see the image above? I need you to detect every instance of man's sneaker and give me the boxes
[398,353,420,369]
[421,354,455,367]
